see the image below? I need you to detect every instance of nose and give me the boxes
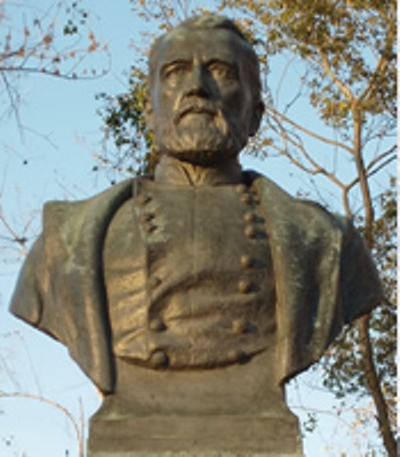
[185,64,210,98]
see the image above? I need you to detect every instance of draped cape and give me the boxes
[10,173,382,393]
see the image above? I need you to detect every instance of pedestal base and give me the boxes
[88,414,303,457]
[88,354,303,456]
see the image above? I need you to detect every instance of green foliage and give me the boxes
[0,0,108,86]
[303,412,317,434]
[96,66,156,178]
[224,0,396,132]
[63,1,89,36]
[321,180,397,419]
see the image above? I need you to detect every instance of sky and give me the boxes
[0,1,393,456]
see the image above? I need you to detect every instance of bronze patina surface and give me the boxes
[10,14,382,457]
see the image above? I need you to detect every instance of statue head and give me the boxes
[145,14,264,166]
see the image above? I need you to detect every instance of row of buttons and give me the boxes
[134,192,166,346]
[147,316,256,336]
[237,184,263,295]
[134,184,262,369]
[237,185,267,242]
[149,347,251,369]
[136,193,156,234]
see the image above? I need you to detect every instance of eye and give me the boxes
[208,62,238,81]
[162,62,188,82]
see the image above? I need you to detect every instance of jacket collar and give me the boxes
[154,155,244,187]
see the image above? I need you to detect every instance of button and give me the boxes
[149,318,166,332]
[144,223,156,233]
[240,193,253,204]
[149,276,162,288]
[235,184,247,194]
[150,350,168,368]
[238,279,253,294]
[140,213,154,223]
[227,349,246,363]
[137,194,151,206]
[244,226,257,239]
[243,211,257,223]
[227,349,239,362]
[232,319,249,334]
[240,255,253,269]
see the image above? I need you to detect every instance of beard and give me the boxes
[153,105,248,166]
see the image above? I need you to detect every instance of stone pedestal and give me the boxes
[88,414,302,456]
[87,352,303,456]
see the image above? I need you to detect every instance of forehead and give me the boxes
[155,28,248,66]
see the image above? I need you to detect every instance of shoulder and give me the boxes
[40,178,137,242]
[38,178,136,253]
[43,178,134,223]
[245,170,344,233]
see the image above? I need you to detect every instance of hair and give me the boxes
[148,14,262,106]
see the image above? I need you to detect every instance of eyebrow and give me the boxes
[160,59,191,74]
[205,58,238,69]
[159,56,238,75]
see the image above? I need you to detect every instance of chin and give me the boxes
[168,149,232,166]
[157,124,246,166]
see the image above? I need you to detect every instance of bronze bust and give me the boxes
[10,14,382,456]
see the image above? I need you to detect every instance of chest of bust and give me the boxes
[104,180,276,369]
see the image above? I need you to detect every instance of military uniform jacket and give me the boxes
[10,172,382,393]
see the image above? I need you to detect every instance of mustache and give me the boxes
[173,99,219,125]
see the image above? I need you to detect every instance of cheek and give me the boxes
[161,89,182,113]
[152,83,178,113]
[219,81,244,103]
[221,88,249,119]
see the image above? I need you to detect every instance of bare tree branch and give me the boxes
[317,52,354,102]
[265,105,354,154]
[267,117,346,191]
[0,392,85,457]
[0,207,28,256]
[365,145,397,173]
[345,152,397,195]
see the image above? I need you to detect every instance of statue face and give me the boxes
[146,28,259,166]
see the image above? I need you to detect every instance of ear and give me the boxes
[249,100,264,136]
[144,96,154,132]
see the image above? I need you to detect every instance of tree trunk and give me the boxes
[357,315,397,456]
